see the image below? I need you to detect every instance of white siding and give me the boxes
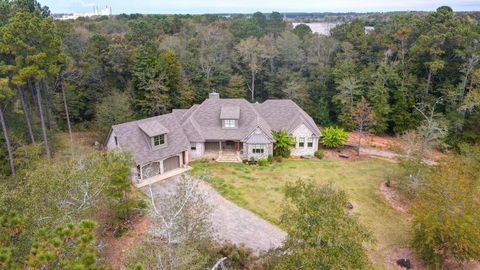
[246,143,273,160]
[290,123,318,156]
[188,142,205,160]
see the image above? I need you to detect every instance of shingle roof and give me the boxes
[111,113,190,165]
[254,99,321,136]
[245,132,271,144]
[107,96,319,165]
[138,121,169,137]
[220,106,240,119]
[172,109,188,120]
[183,98,273,141]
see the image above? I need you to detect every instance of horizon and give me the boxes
[42,0,480,15]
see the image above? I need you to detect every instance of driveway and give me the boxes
[145,175,287,254]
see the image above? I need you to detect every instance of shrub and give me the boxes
[257,159,269,167]
[314,149,324,159]
[276,156,283,163]
[267,155,274,164]
[272,129,296,158]
[320,126,348,148]
[114,224,129,238]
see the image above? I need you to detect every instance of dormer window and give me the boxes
[224,119,236,128]
[153,134,165,147]
[220,106,240,129]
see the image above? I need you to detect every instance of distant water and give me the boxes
[292,22,374,36]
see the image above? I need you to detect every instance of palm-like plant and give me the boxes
[272,129,296,158]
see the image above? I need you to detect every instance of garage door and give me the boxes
[163,156,180,172]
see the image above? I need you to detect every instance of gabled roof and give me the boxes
[110,113,190,165]
[138,121,169,137]
[182,98,272,141]
[106,96,320,165]
[220,106,240,119]
[254,99,321,136]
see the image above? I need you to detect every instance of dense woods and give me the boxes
[1,0,480,269]
[1,2,479,175]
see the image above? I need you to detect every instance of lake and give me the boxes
[292,22,374,36]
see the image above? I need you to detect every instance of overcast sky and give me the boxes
[42,0,480,14]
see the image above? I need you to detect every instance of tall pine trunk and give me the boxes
[250,69,255,101]
[42,79,52,130]
[57,76,73,142]
[35,81,50,158]
[27,78,37,111]
[18,87,35,144]
[0,106,15,175]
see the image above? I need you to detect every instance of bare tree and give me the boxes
[353,98,375,156]
[198,23,232,87]
[235,37,269,101]
[414,97,448,153]
[146,175,214,270]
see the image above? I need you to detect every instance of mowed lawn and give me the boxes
[190,158,411,269]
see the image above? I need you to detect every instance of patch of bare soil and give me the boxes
[385,247,426,270]
[380,182,409,215]
[348,132,402,151]
[98,215,150,269]
[323,145,371,162]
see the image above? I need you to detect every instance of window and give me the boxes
[190,143,197,151]
[307,138,313,148]
[298,137,305,147]
[252,144,264,154]
[153,134,165,147]
[224,119,236,128]
[114,136,118,146]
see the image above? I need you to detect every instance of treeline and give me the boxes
[0,2,479,175]
[62,7,479,143]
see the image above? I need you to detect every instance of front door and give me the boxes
[224,140,235,150]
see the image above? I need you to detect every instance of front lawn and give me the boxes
[190,158,411,269]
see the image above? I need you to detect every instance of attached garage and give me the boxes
[163,156,180,172]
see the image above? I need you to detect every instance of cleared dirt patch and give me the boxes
[380,182,409,214]
[99,216,150,269]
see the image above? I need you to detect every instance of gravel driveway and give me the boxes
[145,175,287,254]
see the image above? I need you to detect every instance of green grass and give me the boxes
[190,158,411,269]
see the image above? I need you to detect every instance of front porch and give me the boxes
[204,140,244,162]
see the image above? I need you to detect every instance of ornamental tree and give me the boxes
[272,129,296,158]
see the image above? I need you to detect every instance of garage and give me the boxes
[163,156,180,172]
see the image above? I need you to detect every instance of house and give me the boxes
[105,92,321,184]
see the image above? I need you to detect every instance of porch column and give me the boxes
[218,141,222,154]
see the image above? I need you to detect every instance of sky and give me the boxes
[42,0,480,14]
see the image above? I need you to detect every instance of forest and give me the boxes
[0,0,480,269]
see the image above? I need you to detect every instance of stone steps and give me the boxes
[216,152,242,163]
